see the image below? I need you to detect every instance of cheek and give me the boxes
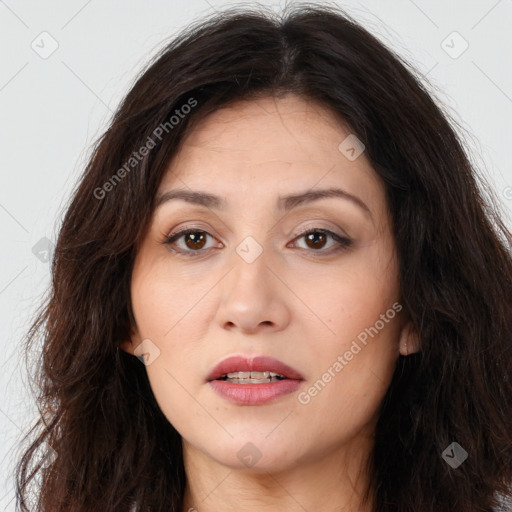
[130,258,212,340]
[322,290,401,395]
[130,265,219,428]
[293,251,399,341]
[291,260,401,431]
[294,320,400,445]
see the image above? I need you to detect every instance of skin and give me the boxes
[121,94,419,512]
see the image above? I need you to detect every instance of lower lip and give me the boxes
[208,379,302,405]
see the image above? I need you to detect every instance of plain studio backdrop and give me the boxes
[0,0,511,510]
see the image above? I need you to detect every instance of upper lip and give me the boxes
[206,355,304,382]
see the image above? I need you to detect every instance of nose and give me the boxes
[215,243,291,335]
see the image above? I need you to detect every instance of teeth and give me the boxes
[225,371,286,379]
[224,377,284,384]
[219,371,288,383]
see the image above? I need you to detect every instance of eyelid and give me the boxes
[163,222,348,244]
[166,222,220,240]
[163,224,223,257]
[292,222,349,239]
[162,223,352,258]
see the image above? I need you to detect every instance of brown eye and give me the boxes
[164,229,219,256]
[303,231,328,250]
[182,231,207,250]
[291,228,352,254]
[164,227,352,258]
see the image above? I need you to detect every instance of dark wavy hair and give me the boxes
[15,3,512,511]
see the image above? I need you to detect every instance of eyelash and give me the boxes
[162,226,352,258]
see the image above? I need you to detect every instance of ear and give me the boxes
[118,324,141,356]
[119,338,136,356]
[398,321,420,356]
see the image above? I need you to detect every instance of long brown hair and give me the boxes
[15,3,512,511]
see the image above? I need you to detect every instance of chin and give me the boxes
[206,436,303,473]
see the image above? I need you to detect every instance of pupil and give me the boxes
[186,232,205,250]
[306,232,326,249]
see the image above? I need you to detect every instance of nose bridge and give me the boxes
[229,233,271,297]
[216,232,289,332]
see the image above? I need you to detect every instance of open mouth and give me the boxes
[216,371,288,384]
[207,360,303,405]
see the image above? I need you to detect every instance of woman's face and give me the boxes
[122,94,412,474]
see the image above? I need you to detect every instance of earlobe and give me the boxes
[119,339,135,355]
[118,322,141,355]
[398,322,420,356]
[118,327,139,356]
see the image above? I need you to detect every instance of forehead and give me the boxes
[160,94,385,216]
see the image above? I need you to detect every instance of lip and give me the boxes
[206,355,304,382]
[206,355,305,406]
[209,379,302,405]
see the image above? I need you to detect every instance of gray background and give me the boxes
[1,0,511,509]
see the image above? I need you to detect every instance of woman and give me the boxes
[15,3,512,511]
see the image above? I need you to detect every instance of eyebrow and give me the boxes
[155,187,372,218]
